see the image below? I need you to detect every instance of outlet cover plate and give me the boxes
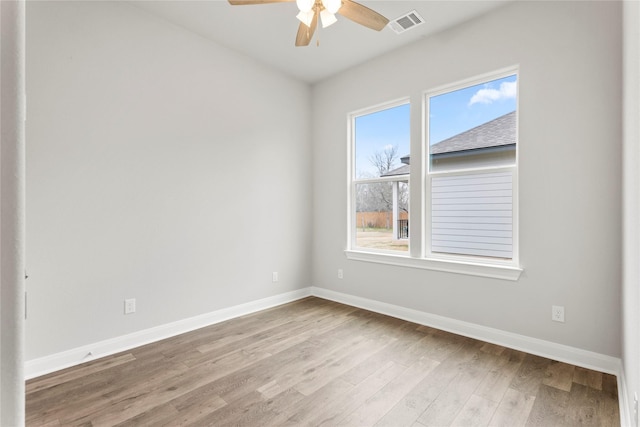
[124,298,136,315]
[552,305,565,322]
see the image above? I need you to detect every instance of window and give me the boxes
[347,67,521,280]
[426,71,518,263]
[350,100,410,253]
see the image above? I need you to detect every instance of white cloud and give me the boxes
[468,81,517,106]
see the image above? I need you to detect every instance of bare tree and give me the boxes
[369,145,398,176]
[371,145,399,219]
[355,145,402,229]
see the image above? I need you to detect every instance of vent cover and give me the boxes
[389,10,424,34]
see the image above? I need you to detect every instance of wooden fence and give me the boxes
[356,211,408,230]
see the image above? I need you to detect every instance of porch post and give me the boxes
[392,181,399,239]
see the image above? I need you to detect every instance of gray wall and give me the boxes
[623,0,640,421]
[311,1,622,357]
[25,1,312,360]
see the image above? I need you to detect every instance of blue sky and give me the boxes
[429,74,517,144]
[355,74,517,178]
[354,103,411,178]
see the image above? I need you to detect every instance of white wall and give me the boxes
[623,0,640,422]
[25,1,312,360]
[312,1,622,357]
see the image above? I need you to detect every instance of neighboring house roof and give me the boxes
[431,111,516,155]
[381,164,410,177]
[381,111,516,177]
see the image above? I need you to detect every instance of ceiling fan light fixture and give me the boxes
[228,0,390,47]
[321,0,341,14]
[296,0,314,13]
[320,9,337,28]
[296,9,315,27]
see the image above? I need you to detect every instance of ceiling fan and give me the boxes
[227,0,390,47]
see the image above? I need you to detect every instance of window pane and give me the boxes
[431,171,513,259]
[355,181,409,252]
[427,72,517,261]
[428,75,517,173]
[352,101,410,253]
[354,104,410,179]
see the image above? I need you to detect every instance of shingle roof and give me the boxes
[431,111,516,155]
[380,111,516,177]
[381,164,410,177]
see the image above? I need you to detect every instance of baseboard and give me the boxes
[25,288,312,380]
[618,366,634,427]
[310,287,622,376]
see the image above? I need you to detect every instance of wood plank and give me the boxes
[600,374,622,426]
[510,353,552,397]
[308,361,404,426]
[480,342,506,356]
[375,340,486,427]
[450,394,499,426]
[24,417,61,427]
[167,392,227,425]
[339,356,439,426]
[62,361,195,426]
[193,388,304,427]
[475,348,525,403]
[113,402,180,427]
[281,378,354,425]
[416,350,495,426]
[489,387,536,426]
[525,384,570,426]
[292,334,394,396]
[27,353,183,425]
[565,381,621,427]
[26,353,137,394]
[418,329,469,362]
[339,338,400,386]
[573,366,604,391]
[542,360,575,392]
[219,334,369,403]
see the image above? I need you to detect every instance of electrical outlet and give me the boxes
[338,269,343,279]
[272,272,279,282]
[124,298,136,315]
[551,305,565,322]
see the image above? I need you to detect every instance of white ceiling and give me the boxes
[130,0,511,84]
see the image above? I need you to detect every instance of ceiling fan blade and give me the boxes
[295,9,318,46]
[228,0,294,5]
[338,0,389,31]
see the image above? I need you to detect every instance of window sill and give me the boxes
[344,250,523,281]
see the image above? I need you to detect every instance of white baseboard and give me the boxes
[618,366,634,427]
[25,288,312,380]
[310,287,622,376]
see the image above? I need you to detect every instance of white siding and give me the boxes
[431,171,513,259]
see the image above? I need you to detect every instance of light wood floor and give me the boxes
[26,297,620,426]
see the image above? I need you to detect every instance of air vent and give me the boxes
[389,10,424,34]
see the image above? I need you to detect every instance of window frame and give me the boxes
[424,67,520,268]
[345,66,522,281]
[347,97,411,256]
